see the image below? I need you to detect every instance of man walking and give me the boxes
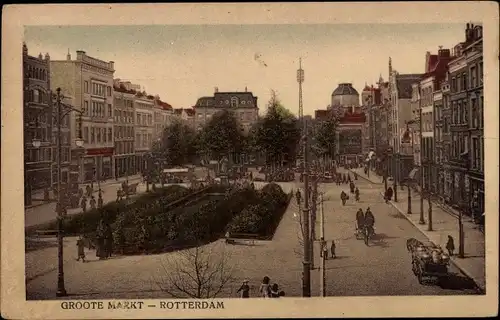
[330,240,336,259]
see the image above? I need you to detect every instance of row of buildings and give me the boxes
[362,23,484,218]
[23,45,259,205]
[311,23,483,218]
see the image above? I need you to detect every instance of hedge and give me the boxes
[34,185,192,236]
[227,183,292,238]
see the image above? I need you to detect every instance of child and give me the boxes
[259,276,271,298]
[270,283,280,298]
[76,236,86,262]
[237,280,250,298]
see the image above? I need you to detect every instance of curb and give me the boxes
[347,169,383,185]
[381,191,486,293]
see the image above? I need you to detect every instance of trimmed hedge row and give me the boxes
[35,185,193,237]
[227,183,291,238]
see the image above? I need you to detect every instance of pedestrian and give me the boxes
[90,196,96,210]
[86,185,91,197]
[322,238,329,260]
[81,195,87,213]
[259,276,271,298]
[446,235,455,256]
[354,172,358,180]
[295,189,302,207]
[270,283,280,298]
[104,221,113,258]
[347,173,351,182]
[386,186,393,201]
[237,280,250,298]
[98,193,104,208]
[331,240,336,259]
[116,189,122,202]
[76,235,86,262]
[319,237,327,258]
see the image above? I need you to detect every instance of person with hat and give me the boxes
[237,280,250,298]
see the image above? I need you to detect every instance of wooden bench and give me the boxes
[34,229,58,238]
[226,233,258,245]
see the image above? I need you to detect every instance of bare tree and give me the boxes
[153,244,235,299]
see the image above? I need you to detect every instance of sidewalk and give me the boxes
[25,176,146,229]
[26,175,143,209]
[349,167,486,292]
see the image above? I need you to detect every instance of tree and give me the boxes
[153,120,197,167]
[312,109,340,162]
[198,110,244,161]
[153,244,235,298]
[254,90,301,167]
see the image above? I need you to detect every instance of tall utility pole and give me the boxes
[55,88,67,297]
[310,176,318,270]
[319,193,326,297]
[298,58,304,120]
[298,58,311,297]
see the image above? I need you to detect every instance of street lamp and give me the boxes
[402,121,413,215]
[32,87,84,297]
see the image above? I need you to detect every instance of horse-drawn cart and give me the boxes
[410,244,450,284]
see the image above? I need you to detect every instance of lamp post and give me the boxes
[403,121,413,214]
[32,87,84,297]
[393,152,398,202]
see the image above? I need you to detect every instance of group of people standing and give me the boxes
[80,185,104,213]
[335,171,357,186]
[236,276,285,298]
[75,218,114,263]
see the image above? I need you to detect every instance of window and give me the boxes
[479,62,483,84]
[137,114,140,124]
[136,134,140,147]
[96,127,101,143]
[108,128,112,142]
[462,73,467,91]
[463,100,469,125]
[470,66,477,88]
[457,75,461,92]
[108,104,112,117]
[107,86,112,97]
[91,127,95,143]
[479,96,484,128]
[452,77,457,92]
[33,89,39,103]
[84,81,89,93]
[102,128,106,143]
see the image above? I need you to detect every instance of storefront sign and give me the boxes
[86,147,114,156]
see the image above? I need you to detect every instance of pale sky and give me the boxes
[24,24,466,116]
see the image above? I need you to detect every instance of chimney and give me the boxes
[22,42,28,56]
[245,86,247,92]
[45,52,50,61]
[109,61,114,70]
[214,87,218,93]
[38,52,43,59]
[66,49,71,60]
[76,50,85,60]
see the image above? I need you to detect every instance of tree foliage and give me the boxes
[312,110,340,159]
[252,90,301,166]
[153,120,197,167]
[198,110,244,160]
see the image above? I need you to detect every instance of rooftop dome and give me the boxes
[332,83,359,96]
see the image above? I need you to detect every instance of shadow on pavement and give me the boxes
[371,233,399,240]
[25,238,58,253]
[437,272,480,291]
